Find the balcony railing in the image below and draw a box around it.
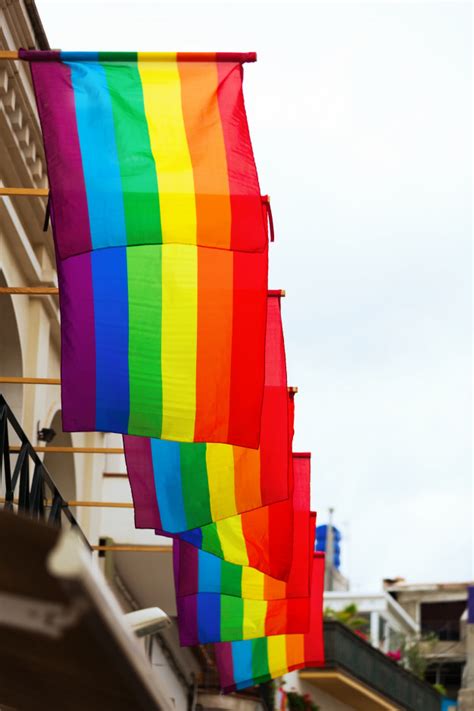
[322,620,441,711]
[0,394,89,549]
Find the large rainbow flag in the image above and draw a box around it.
[57,244,267,443]
[173,453,313,592]
[175,555,311,646]
[214,553,325,691]
[20,50,267,259]
[124,293,291,530]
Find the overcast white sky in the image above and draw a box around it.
[36,0,472,590]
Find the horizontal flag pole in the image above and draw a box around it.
[103,472,128,478]
[0,498,132,508]
[91,544,171,553]
[68,500,132,508]
[0,287,57,295]
[0,187,49,197]
[9,445,124,454]
[0,377,296,392]
[0,287,285,297]
[0,50,257,64]
[0,376,60,384]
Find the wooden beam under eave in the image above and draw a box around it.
[299,670,401,711]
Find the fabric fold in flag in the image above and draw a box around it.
[167,485,294,580]
[175,560,311,646]
[21,49,267,259]
[125,293,289,527]
[58,243,267,445]
[214,553,325,692]
[174,454,314,598]
[176,593,310,646]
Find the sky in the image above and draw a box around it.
[36,0,472,590]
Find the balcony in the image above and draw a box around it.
[300,620,441,711]
[0,395,173,710]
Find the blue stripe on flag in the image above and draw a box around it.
[91,247,129,432]
[67,57,127,250]
[198,550,222,594]
[150,439,187,532]
[198,593,221,643]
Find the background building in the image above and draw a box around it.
[386,579,472,703]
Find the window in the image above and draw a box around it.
[420,601,466,641]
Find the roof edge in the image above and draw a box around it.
[24,0,50,50]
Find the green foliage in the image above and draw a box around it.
[259,680,276,711]
[399,633,438,680]
[433,683,447,696]
[286,690,319,711]
[324,603,369,633]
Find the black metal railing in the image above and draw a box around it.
[0,394,89,549]
[321,620,441,711]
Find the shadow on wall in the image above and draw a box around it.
[0,271,23,426]
[43,410,77,517]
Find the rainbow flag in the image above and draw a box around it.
[174,455,314,597]
[125,293,291,529]
[57,243,267,444]
[175,569,311,646]
[168,490,294,580]
[214,553,325,691]
[174,512,315,600]
[20,50,267,260]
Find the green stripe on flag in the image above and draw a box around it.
[179,443,212,528]
[127,246,163,435]
[100,53,162,244]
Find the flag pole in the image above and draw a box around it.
[0,50,257,63]
[0,187,49,197]
[0,287,57,295]
[91,544,171,553]
[1,497,133,508]
[0,377,297,394]
[9,445,124,454]
[0,51,19,59]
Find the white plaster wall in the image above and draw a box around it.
[0,2,107,549]
[149,638,190,710]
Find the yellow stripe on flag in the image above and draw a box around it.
[160,244,197,440]
[207,444,237,520]
[216,516,249,566]
[243,599,267,639]
[268,635,288,677]
[138,55,197,245]
[241,566,265,599]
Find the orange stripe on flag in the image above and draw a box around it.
[233,445,262,513]
[178,60,232,249]
[286,634,305,668]
[195,248,233,441]
[241,505,270,571]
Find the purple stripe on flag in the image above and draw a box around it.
[27,58,92,258]
[124,436,162,529]
[468,586,474,624]
[214,642,235,690]
[183,544,199,594]
[58,252,96,432]
[176,595,198,646]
